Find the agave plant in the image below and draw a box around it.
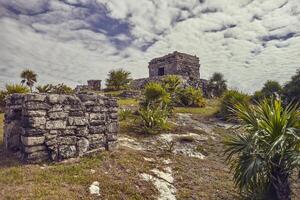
[224,99,300,199]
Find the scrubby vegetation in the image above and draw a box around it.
[283,69,300,103]
[36,83,74,94]
[106,69,132,91]
[20,69,37,92]
[224,98,300,199]
[252,80,282,102]
[218,90,250,121]
[177,86,206,107]
[207,72,227,98]
[0,84,30,108]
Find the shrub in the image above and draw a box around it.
[5,84,30,94]
[0,84,30,109]
[142,82,171,107]
[119,109,133,121]
[36,84,53,93]
[162,75,182,94]
[251,90,264,103]
[50,84,74,94]
[106,69,132,91]
[283,69,300,103]
[261,80,282,97]
[138,104,169,134]
[177,87,206,107]
[20,69,37,92]
[207,72,227,98]
[219,90,250,120]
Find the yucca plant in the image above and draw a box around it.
[119,109,133,121]
[6,84,30,94]
[20,69,37,92]
[224,98,300,200]
[139,104,169,134]
[36,84,53,93]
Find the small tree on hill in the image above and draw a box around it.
[207,72,227,98]
[106,69,132,91]
[283,69,300,102]
[20,69,37,92]
[261,80,282,97]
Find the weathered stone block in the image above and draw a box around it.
[108,122,118,133]
[89,113,105,120]
[22,128,47,136]
[23,117,46,128]
[25,102,50,110]
[4,121,23,151]
[23,110,47,117]
[59,145,77,159]
[24,145,47,153]
[49,104,63,112]
[48,111,68,119]
[75,127,89,136]
[58,136,76,145]
[68,117,88,126]
[24,94,47,102]
[21,136,45,146]
[47,94,67,104]
[77,138,89,156]
[89,126,106,134]
[46,120,66,129]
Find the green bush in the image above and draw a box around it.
[138,104,169,134]
[142,82,171,107]
[207,72,227,98]
[283,69,300,103]
[119,109,133,121]
[36,84,53,93]
[219,90,250,120]
[106,69,132,91]
[5,84,30,94]
[50,84,74,94]
[261,80,282,97]
[162,75,182,94]
[251,90,264,103]
[177,87,206,107]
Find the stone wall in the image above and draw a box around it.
[4,92,118,163]
[148,51,200,80]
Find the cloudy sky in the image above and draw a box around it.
[0,0,300,93]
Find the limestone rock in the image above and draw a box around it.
[46,120,66,129]
[59,145,77,159]
[77,138,89,155]
[48,111,68,119]
[24,145,47,153]
[68,117,87,126]
[21,136,45,146]
[89,181,100,196]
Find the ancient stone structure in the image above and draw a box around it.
[4,92,118,163]
[75,80,102,93]
[148,51,200,79]
[87,80,102,91]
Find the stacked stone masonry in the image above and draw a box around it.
[148,51,200,79]
[4,92,118,163]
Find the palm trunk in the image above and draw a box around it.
[271,167,291,200]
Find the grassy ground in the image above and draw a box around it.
[174,99,221,117]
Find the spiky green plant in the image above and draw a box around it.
[224,98,300,200]
[177,86,206,107]
[36,84,53,93]
[20,69,37,92]
[106,69,132,91]
[5,84,30,94]
[142,82,171,108]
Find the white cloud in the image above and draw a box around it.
[0,0,300,93]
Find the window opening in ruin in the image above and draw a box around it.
[158,67,165,76]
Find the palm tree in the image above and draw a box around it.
[224,99,300,199]
[105,69,132,91]
[207,72,227,98]
[20,69,37,92]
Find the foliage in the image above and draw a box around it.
[20,69,37,92]
[119,109,133,121]
[106,69,132,91]
[0,84,30,109]
[138,104,169,134]
[5,84,30,94]
[283,69,300,103]
[224,99,300,199]
[251,90,264,103]
[142,82,171,107]
[36,84,74,94]
[162,75,182,94]
[261,80,282,97]
[219,90,250,120]
[207,72,227,98]
[50,84,74,94]
[36,84,53,93]
[177,86,206,107]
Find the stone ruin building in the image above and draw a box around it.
[148,51,200,79]
[131,51,207,94]
[4,92,118,163]
[75,80,102,92]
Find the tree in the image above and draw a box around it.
[261,80,282,97]
[284,69,300,103]
[224,99,300,199]
[207,72,227,98]
[20,69,37,92]
[105,69,132,91]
